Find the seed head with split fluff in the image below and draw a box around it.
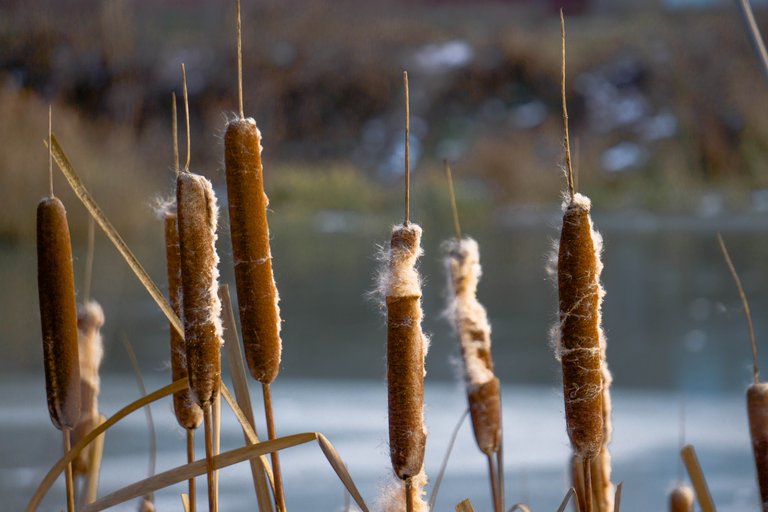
[443,237,501,455]
[551,192,606,460]
[375,223,429,481]
[176,172,224,407]
[72,300,105,474]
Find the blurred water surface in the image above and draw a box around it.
[3,211,768,508]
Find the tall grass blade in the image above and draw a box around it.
[47,136,184,338]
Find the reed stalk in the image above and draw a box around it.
[37,133,80,512]
[556,13,608,512]
[177,63,223,512]
[223,6,286,508]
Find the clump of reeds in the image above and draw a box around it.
[718,234,768,511]
[669,484,694,512]
[71,300,105,475]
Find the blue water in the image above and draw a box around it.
[2,375,758,511]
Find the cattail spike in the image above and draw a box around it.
[48,105,54,198]
[404,71,411,226]
[172,92,180,174]
[560,9,575,200]
[444,161,462,240]
[181,63,191,172]
[236,0,244,119]
[717,233,759,384]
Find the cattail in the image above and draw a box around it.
[37,196,81,431]
[669,485,694,512]
[718,233,768,510]
[163,201,203,429]
[444,237,501,455]
[138,496,156,512]
[176,171,223,407]
[379,223,428,480]
[749,383,768,510]
[71,300,105,474]
[557,193,604,460]
[223,118,281,384]
[590,350,614,511]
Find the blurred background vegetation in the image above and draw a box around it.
[3,0,768,242]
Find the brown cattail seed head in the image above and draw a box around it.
[37,196,81,430]
[748,382,768,510]
[444,238,501,455]
[176,172,223,407]
[224,119,282,384]
[72,300,105,474]
[383,224,428,480]
[557,193,604,460]
[163,204,203,429]
[669,484,694,512]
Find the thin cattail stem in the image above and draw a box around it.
[80,415,106,506]
[236,0,244,119]
[560,9,575,200]
[63,432,81,512]
[214,394,221,497]
[173,92,180,174]
[263,384,286,512]
[444,160,462,239]
[497,440,505,511]
[487,454,501,512]
[49,106,54,197]
[187,430,197,512]
[64,429,75,512]
[717,233,759,384]
[203,405,217,512]
[405,478,414,512]
[182,63,191,171]
[736,0,768,83]
[403,70,410,226]
[680,445,715,512]
[583,459,593,512]
[83,216,95,304]
[428,409,468,510]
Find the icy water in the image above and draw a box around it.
[0,376,759,511]
[4,210,768,509]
